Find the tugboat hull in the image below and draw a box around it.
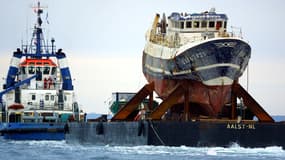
[0,123,66,140]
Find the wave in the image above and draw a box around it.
[104,144,285,157]
[2,139,285,159]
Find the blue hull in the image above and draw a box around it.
[3,132,64,140]
[0,123,66,140]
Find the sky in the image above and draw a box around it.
[0,0,285,115]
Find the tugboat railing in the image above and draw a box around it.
[21,44,57,55]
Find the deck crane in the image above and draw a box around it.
[0,74,38,122]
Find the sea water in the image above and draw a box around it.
[0,138,285,160]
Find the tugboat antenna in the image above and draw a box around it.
[29,1,48,57]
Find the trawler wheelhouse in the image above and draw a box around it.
[168,11,228,33]
[148,8,242,49]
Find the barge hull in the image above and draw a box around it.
[66,121,285,148]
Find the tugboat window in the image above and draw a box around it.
[28,66,35,74]
[36,67,42,72]
[194,21,200,28]
[186,21,192,28]
[209,21,215,28]
[43,67,50,75]
[51,67,57,75]
[180,21,184,29]
[21,67,26,74]
[201,21,207,28]
[36,67,42,81]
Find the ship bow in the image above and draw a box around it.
[174,38,251,86]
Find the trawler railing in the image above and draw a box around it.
[150,32,181,48]
[228,26,243,38]
[151,30,243,48]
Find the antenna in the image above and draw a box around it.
[29,1,49,57]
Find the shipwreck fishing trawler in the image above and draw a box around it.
[142,8,251,118]
[0,2,82,140]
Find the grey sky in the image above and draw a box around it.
[0,0,285,114]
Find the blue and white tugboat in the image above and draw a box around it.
[0,2,82,140]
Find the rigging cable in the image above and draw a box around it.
[148,120,165,145]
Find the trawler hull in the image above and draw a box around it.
[143,38,251,116]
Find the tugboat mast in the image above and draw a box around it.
[25,1,52,58]
[35,1,43,56]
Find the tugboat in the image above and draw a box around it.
[0,2,82,140]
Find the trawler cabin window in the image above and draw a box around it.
[180,21,184,29]
[209,21,215,28]
[31,94,36,100]
[174,21,179,28]
[201,21,207,28]
[51,95,55,101]
[45,95,49,101]
[224,21,227,28]
[216,21,222,30]
[194,21,200,28]
[186,21,192,28]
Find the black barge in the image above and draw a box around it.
[66,120,285,148]
[66,83,285,148]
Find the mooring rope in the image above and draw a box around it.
[148,120,165,145]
